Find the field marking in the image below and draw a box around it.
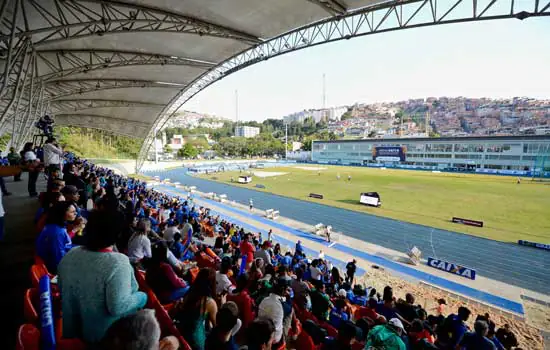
[328,242,337,248]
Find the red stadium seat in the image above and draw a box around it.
[34,255,46,266]
[29,264,49,288]
[195,252,215,269]
[293,331,318,350]
[23,289,39,325]
[134,269,152,293]
[204,247,221,262]
[145,290,192,350]
[319,321,338,338]
[16,324,40,350]
[294,304,320,324]
[135,268,175,311]
[58,339,87,350]
[16,323,86,350]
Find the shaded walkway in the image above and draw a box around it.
[0,174,44,349]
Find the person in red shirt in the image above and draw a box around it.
[408,319,435,345]
[355,297,381,322]
[239,233,255,270]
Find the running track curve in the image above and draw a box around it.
[145,169,550,295]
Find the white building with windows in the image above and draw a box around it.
[235,126,260,138]
[312,135,550,173]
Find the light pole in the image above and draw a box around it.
[285,123,288,160]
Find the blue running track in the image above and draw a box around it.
[145,169,550,297]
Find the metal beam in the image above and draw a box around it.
[35,49,213,81]
[44,79,183,101]
[0,0,261,50]
[0,42,30,126]
[0,0,20,98]
[306,0,347,15]
[50,98,164,112]
[136,0,550,171]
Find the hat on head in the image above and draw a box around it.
[61,185,79,196]
[338,289,347,297]
[388,318,406,334]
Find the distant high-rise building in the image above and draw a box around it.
[235,126,260,138]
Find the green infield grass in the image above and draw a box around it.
[199,165,550,243]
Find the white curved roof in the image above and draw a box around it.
[0,0,383,138]
[2,0,546,148]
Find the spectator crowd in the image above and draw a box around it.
[14,144,525,350]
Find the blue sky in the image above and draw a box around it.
[184,17,550,122]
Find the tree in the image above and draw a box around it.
[302,137,313,151]
[340,111,353,121]
[178,143,198,158]
[188,136,209,150]
[163,144,172,154]
[368,130,377,138]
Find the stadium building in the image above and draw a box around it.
[311,135,550,175]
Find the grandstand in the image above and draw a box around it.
[2,157,545,350]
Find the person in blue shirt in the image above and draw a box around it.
[166,211,176,226]
[144,208,159,231]
[295,240,304,258]
[280,252,292,267]
[175,205,184,224]
[329,296,350,329]
[231,233,241,246]
[36,201,77,273]
[183,201,190,215]
[436,306,472,349]
[459,320,497,350]
[487,329,505,350]
[170,232,185,260]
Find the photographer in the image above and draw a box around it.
[43,137,64,176]
[22,142,41,197]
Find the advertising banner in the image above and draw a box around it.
[452,217,484,227]
[373,146,406,162]
[427,257,476,280]
[518,240,550,251]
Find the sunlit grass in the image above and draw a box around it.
[200,166,550,243]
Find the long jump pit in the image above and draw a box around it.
[294,166,327,171]
[252,171,288,178]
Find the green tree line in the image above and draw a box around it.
[56,126,142,159]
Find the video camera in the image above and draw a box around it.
[35,115,54,137]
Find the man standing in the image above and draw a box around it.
[249,198,253,211]
[345,259,357,285]
[7,147,21,182]
[43,138,64,176]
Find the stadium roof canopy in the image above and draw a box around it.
[0,0,548,168]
